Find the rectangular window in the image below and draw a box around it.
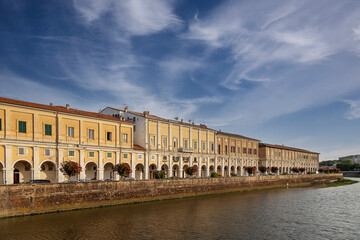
[123,153,128,159]
[89,129,94,140]
[123,134,128,143]
[44,149,51,156]
[173,138,178,148]
[45,124,52,136]
[150,136,155,146]
[107,132,112,141]
[138,154,143,160]
[193,141,197,150]
[225,146,228,154]
[184,139,188,148]
[68,127,74,138]
[231,146,235,153]
[68,150,75,157]
[193,157,197,162]
[0,118,2,131]
[151,155,156,160]
[218,145,221,154]
[202,142,206,150]
[18,147,26,155]
[88,151,95,158]
[162,137,167,148]
[19,121,27,133]
[211,143,214,152]
[243,148,247,154]
[106,152,112,158]
[248,149,252,154]
[254,149,257,155]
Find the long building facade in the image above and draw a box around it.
[259,143,319,173]
[0,97,320,184]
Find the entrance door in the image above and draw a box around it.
[14,169,20,184]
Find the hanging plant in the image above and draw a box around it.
[60,161,82,177]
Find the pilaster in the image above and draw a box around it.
[79,149,85,179]
[98,150,103,180]
[5,145,12,184]
[33,147,40,179]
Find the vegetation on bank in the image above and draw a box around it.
[323,178,358,188]
[320,159,360,171]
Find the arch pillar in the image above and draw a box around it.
[33,147,40,180]
[98,150,104,180]
[144,154,149,180]
[221,158,224,176]
[168,154,173,177]
[130,153,135,178]
[57,148,64,182]
[115,151,120,180]
[79,149,85,180]
[206,158,210,177]
[5,145,13,184]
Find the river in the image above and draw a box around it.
[0,179,359,240]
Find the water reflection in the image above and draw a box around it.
[0,180,359,240]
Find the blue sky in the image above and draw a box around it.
[1,0,360,160]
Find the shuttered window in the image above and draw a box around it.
[45,124,52,136]
[19,121,26,133]
[0,118,2,131]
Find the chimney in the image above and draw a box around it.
[125,106,128,112]
[66,104,70,110]
[181,119,183,123]
[143,111,147,117]
[49,103,53,106]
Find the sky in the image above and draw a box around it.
[1,0,360,161]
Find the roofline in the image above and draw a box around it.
[0,97,134,124]
[259,143,319,155]
[216,131,260,142]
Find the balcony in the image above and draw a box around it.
[178,148,194,153]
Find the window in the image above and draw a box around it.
[123,153,128,159]
[123,134,128,143]
[184,139,188,148]
[254,149,257,155]
[68,127,74,138]
[19,121,26,133]
[138,154,143,160]
[151,155,156,160]
[237,147,240,153]
[18,147,26,155]
[162,137,167,148]
[173,138,178,148]
[225,146,228,154]
[106,152,112,158]
[45,124,52,136]
[202,142,206,150]
[193,157,197,162]
[231,146,235,153]
[218,145,221,154]
[106,132,112,141]
[89,129,94,140]
[150,136,155,146]
[68,150,75,157]
[44,149,51,156]
[211,143,214,152]
[193,140,197,149]
[248,149,252,154]
[0,118,2,131]
[243,148,247,154]
[88,151,95,158]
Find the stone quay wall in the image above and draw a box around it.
[0,174,342,218]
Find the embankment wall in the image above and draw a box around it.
[0,174,342,218]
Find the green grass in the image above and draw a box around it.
[323,178,358,188]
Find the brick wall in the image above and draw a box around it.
[0,174,342,218]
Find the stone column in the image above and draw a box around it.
[130,153,135,178]
[33,147,40,180]
[98,150,104,180]
[115,151,120,180]
[5,109,10,139]
[5,145,12,184]
[179,156,183,178]
[144,153,149,179]
[79,149,85,180]
[157,154,161,171]
[57,149,64,182]
[206,157,210,177]
[168,154,173,177]
[221,158,224,177]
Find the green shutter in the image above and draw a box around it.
[19,121,26,133]
[45,124,52,136]
[0,118,2,131]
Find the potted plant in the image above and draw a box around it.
[60,161,82,181]
[185,166,198,177]
[115,163,131,179]
[271,167,278,174]
[259,166,267,175]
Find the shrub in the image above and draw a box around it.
[185,166,198,177]
[115,163,131,179]
[291,167,300,173]
[230,173,237,177]
[60,161,82,177]
[245,166,256,175]
[299,168,305,173]
[154,170,166,179]
[210,172,219,178]
[271,167,278,173]
[259,166,267,174]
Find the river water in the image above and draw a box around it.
[0,180,359,240]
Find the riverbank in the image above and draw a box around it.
[0,173,342,219]
[322,178,358,188]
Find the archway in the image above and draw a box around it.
[237,166,241,176]
[85,162,97,180]
[40,161,56,183]
[224,166,229,177]
[183,164,189,178]
[231,166,235,176]
[149,164,157,179]
[161,164,169,177]
[209,165,215,175]
[172,164,179,178]
[217,165,222,175]
[13,160,32,183]
[135,164,144,180]
[104,162,115,180]
[201,165,206,178]
[0,162,4,184]
[193,165,198,177]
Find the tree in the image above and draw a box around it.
[271,167,278,174]
[154,170,166,179]
[299,168,305,173]
[259,166,267,174]
[60,161,82,179]
[291,167,300,173]
[341,159,354,165]
[185,166,198,177]
[115,163,131,179]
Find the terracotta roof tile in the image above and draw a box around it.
[0,97,133,124]
[133,144,146,151]
[259,143,319,154]
[216,131,260,142]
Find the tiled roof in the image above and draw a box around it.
[216,131,260,142]
[259,143,319,154]
[0,97,133,124]
[133,144,146,151]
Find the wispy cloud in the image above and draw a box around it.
[343,99,360,120]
